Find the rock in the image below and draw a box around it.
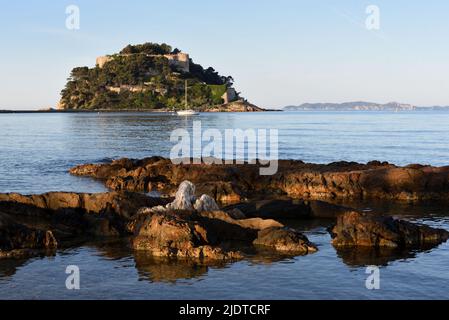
[225,208,246,220]
[253,227,318,254]
[0,191,168,221]
[164,180,222,213]
[194,195,220,212]
[224,199,350,220]
[0,191,168,258]
[131,210,243,260]
[71,157,449,202]
[167,181,196,211]
[0,214,57,258]
[330,211,449,248]
[224,199,312,219]
[0,185,318,260]
[131,207,315,259]
[203,100,266,113]
[197,210,283,231]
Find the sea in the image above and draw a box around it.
[0,111,448,299]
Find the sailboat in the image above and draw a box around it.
[177,80,199,116]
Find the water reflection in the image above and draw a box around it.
[134,253,214,283]
[0,238,316,283]
[1,197,448,284]
[86,239,303,283]
[0,258,29,278]
[334,247,417,267]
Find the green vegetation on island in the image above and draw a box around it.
[59,42,239,110]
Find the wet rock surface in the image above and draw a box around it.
[0,191,168,258]
[253,227,318,254]
[2,172,448,266]
[330,211,449,248]
[130,181,316,259]
[70,157,449,202]
[0,214,57,258]
[0,182,318,260]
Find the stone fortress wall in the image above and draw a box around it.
[96,52,190,73]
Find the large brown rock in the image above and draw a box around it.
[0,191,168,220]
[131,209,245,260]
[0,191,168,258]
[0,186,318,260]
[131,206,316,260]
[330,211,449,248]
[253,227,318,254]
[70,157,449,202]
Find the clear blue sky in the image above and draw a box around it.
[1,0,449,109]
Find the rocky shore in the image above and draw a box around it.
[0,183,319,259]
[1,157,449,262]
[70,157,449,202]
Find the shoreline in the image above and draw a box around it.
[0,109,281,114]
[3,108,449,114]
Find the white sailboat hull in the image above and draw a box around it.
[176,110,199,116]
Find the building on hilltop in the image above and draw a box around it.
[164,52,189,73]
[95,56,114,68]
[95,52,190,73]
[221,87,238,104]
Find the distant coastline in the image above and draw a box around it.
[284,101,449,111]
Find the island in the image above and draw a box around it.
[58,42,265,112]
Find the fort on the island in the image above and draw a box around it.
[95,52,237,104]
[96,52,190,73]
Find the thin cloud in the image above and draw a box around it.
[326,4,389,41]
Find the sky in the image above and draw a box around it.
[1,0,449,109]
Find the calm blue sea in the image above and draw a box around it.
[0,111,449,299]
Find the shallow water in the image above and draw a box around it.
[0,111,449,299]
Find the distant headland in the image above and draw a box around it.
[284,101,449,111]
[57,42,266,112]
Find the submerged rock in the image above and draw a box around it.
[330,211,449,248]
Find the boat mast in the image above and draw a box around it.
[185,79,188,110]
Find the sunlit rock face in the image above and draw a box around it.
[70,157,449,203]
[330,211,449,248]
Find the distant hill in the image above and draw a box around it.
[284,101,418,111]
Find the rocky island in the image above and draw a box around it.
[58,42,265,112]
